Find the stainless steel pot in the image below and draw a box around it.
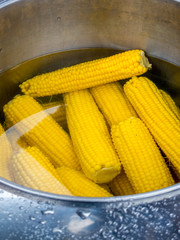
[0,0,180,239]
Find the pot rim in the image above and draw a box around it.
[0,177,180,203]
[1,0,179,8]
[0,0,20,9]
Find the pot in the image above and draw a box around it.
[0,0,179,239]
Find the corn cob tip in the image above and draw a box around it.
[139,50,152,70]
[3,95,29,112]
[94,167,120,184]
[124,76,150,89]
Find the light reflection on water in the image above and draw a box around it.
[68,215,94,234]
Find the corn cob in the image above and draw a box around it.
[11,148,72,195]
[42,100,67,129]
[0,123,12,181]
[3,95,80,169]
[111,117,174,194]
[90,82,137,126]
[109,168,135,196]
[20,50,151,97]
[124,77,180,174]
[64,89,121,183]
[160,89,180,119]
[56,167,113,197]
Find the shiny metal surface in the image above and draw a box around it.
[0,0,180,74]
[0,178,179,239]
[0,0,180,239]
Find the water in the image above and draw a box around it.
[41,210,55,215]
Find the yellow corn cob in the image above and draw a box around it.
[6,127,29,152]
[0,123,12,181]
[90,82,137,126]
[56,167,113,197]
[64,89,121,183]
[160,89,180,119]
[124,77,180,174]
[11,148,72,195]
[20,50,151,97]
[3,95,80,169]
[111,117,174,194]
[109,168,135,196]
[42,100,67,129]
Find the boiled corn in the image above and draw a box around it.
[20,50,151,97]
[64,89,121,183]
[111,117,174,194]
[124,77,180,174]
